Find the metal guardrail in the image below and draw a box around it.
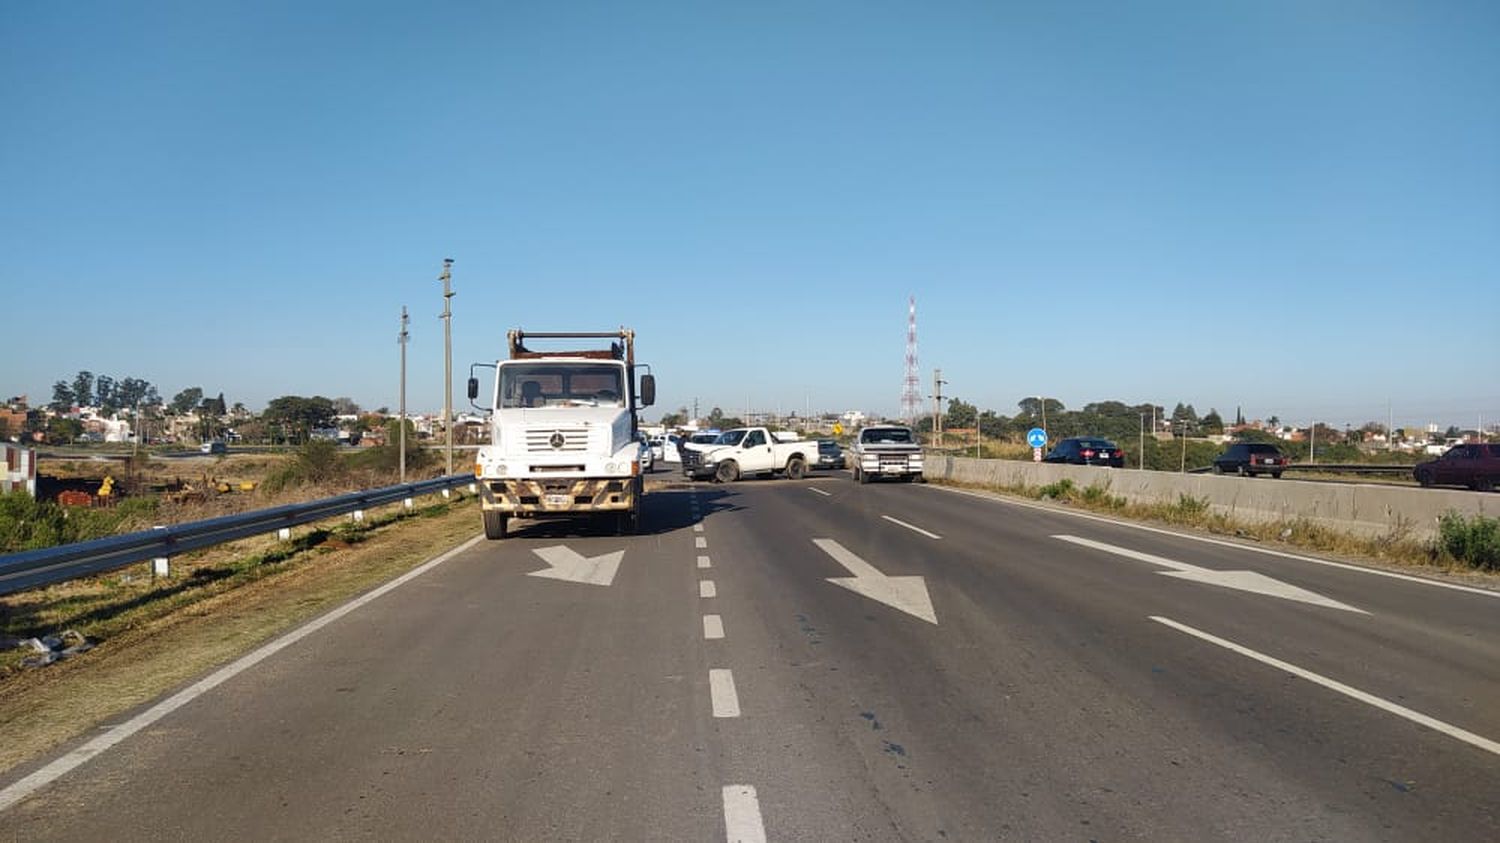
[0,474,475,597]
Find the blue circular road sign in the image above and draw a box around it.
[1026,427,1048,449]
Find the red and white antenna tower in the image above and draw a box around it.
[901,296,921,423]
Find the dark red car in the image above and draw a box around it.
[1414,444,1500,491]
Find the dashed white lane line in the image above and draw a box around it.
[695,536,708,549]
[0,533,488,814]
[881,514,942,540]
[700,580,717,598]
[693,524,704,532]
[703,614,725,639]
[697,555,712,569]
[1151,615,1500,757]
[709,669,741,717]
[808,487,831,497]
[722,784,767,842]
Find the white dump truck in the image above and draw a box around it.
[468,329,656,538]
[683,426,817,482]
[851,424,924,483]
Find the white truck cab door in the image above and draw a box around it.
[737,429,776,473]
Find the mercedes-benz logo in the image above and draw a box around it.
[549,431,565,449]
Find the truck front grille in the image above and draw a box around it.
[525,427,590,452]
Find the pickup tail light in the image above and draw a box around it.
[1083,449,1094,458]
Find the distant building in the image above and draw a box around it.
[2,443,37,496]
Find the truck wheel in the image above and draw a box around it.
[786,457,806,480]
[856,467,869,484]
[1475,476,1494,493]
[914,474,926,483]
[715,460,740,483]
[1271,471,1283,479]
[1212,464,1224,475]
[1417,472,1433,488]
[616,510,639,535]
[483,511,507,540]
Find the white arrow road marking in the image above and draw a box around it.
[1152,616,1500,757]
[813,538,938,624]
[1054,535,1365,613]
[526,545,624,587]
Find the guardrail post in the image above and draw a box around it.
[352,510,364,523]
[468,482,477,494]
[151,525,169,578]
[277,527,291,541]
[403,498,413,510]
[442,489,451,500]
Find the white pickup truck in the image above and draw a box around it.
[851,424,925,483]
[684,427,817,482]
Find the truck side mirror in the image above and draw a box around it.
[466,377,479,401]
[640,374,656,407]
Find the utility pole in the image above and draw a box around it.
[398,305,409,483]
[932,369,947,448]
[1179,418,1188,472]
[1140,412,1147,470]
[438,258,454,475]
[1039,395,1048,440]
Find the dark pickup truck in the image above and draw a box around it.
[1414,443,1500,492]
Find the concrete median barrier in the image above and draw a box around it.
[928,456,1494,539]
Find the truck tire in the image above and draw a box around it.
[715,460,740,483]
[1212,464,1224,475]
[615,510,639,535]
[856,466,869,484]
[786,457,806,480]
[483,511,507,540]
[1475,476,1494,493]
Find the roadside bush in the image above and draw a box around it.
[1080,484,1125,509]
[1436,512,1500,570]
[1039,479,1075,500]
[261,439,349,494]
[0,493,160,552]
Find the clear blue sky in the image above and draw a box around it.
[3,1,1496,430]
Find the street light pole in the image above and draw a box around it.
[1140,412,1147,470]
[438,258,454,475]
[398,305,409,483]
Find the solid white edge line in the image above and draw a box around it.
[709,668,741,718]
[722,784,768,843]
[881,514,942,540]
[926,483,1499,598]
[699,580,717,598]
[1150,615,1500,757]
[808,487,831,497]
[0,533,489,814]
[703,614,725,639]
[697,555,712,569]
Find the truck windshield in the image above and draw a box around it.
[499,363,625,408]
[861,428,913,444]
[715,430,747,446]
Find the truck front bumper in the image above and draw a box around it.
[480,476,640,516]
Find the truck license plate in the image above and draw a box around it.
[544,493,571,507]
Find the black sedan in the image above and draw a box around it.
[1042,437,1125,467]
[1212,443,1287,478]
[814,439,844,470]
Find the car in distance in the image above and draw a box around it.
[814,439,844,470]
[199,440,227,455]
[1041,437,1123,467]
[1213,443,1288,478]
[1413,443,1500,491]
[638,433,654,473]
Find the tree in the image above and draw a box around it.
[170,387,204,415]
[263,395,337,441]
[945,398,977,429]
[1201,408,1224,434]
[46,417,83,444]
[95,375,118,413]
[659,410,687,428]
[331,397,361,416]
[708,407,725,426]
[50,381,75,411]
[1017,397,1065,418]
[116,377,158,409]
[71,371,94,408]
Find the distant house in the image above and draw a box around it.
[2,443,37,496]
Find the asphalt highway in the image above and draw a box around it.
[3,472,1497,840]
